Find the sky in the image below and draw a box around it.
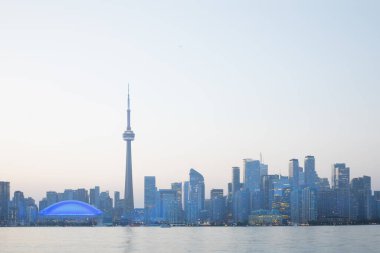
[0,1,379,207]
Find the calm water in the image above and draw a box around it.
[1,226,380,253]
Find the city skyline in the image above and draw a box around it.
[1,154,379,226]
[1,1,380,207]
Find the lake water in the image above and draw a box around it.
[1,226,380,253]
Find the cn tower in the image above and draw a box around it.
[123,85,135,219]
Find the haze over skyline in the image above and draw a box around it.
[1,1,379,207]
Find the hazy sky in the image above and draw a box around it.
[1,1,379,207]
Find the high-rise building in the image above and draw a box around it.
[63,189,74,200]
[74,188,89,203]
[171,182,183,223]
[186,168,205,224]
[46,191,58,207]
[0,181,10,225]
[157,189,180,224]
[289,159,300,224]
[317,188,336,222]
[351,176,372,221]
[183,181,190,222]
[10,191,26,225]
[261,175,280,210]
[232,167,241,194]
[301,187,317,224]
[90,186,100,208]
[243,159,261,192]
[113,191,123,220]
[144,176,157,224]
[123,86,135,219]
[260,163,269,178]
[289,159,300,188]
[304,156,317,189]
[332,163,350,220]
[210,189,225,225]
[233,188,250,224]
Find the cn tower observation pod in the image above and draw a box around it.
[39,200,103,218]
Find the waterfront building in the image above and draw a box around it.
[226,182,233,224]
[210,189,225,225]
[10,191,26,225]
[301,187,317,224]
[123,86,135,220]
[0,181,10,225]
[26,204,38,225]
[289,159,300,224]
[171,182,183,223]
[317,188,336,222]
[373,191,380,220]
[233,188,250,224]
[231,167,241,221]
[157,189,180,224]
[113,191,123,220]
[248,209,283,226]
[39,200,102,225]
[350,176,372,221]
[186,169,205,224]
[332,163,350,220]
[144,176,157,224]
[184,181,190,222]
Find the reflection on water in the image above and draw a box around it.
[1,226,380,253]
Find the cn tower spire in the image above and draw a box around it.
[127,83,131,130]
[123,84,135,222]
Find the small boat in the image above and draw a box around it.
[160,223,171,228]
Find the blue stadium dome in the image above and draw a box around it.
[39,200,103,217]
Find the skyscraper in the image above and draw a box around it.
[0,182,10,225]
[90,186,100,208]
[123,86,135,219]
[186,168,205,224]
[210,189,225,225]
[351,176,372,221]
[171,182,183,223]
[289,159,300,224]
[243,159,261,192]
[289,159,300,188]
[332,163,350,220]
[144,176,157,224]
[304,156,317,189]
[232,167,240,194]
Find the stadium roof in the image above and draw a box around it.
[39,200,103,217]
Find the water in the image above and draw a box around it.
[1,226,380,253]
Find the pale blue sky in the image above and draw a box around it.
[0,1,379,207]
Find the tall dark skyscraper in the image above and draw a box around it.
[232,167,241,194]
[0,181,10,225]
[123,86,135,218]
